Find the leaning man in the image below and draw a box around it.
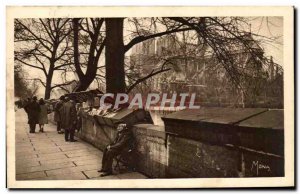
[98,122,134,177]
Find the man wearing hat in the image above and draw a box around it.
[98,121,134,177]
[60,96,77,142]
[26,96,40,133]
[54,95,65,134]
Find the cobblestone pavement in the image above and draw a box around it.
[15,109,147,180]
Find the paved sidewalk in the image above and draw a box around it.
[15,109,147,180]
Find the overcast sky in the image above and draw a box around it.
[249,17,283,65]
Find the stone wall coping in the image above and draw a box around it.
[82,108,149,127]
[162,107,283,130]
[237,109,283,130]
[162,107,267,123]
[133,124,166,139]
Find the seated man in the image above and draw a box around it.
[98,122,134,177]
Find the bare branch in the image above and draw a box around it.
[51,80,77,90]
[15,19,52,52]
[39,19,55,42]
[126,66,171,93]
[15,58,45,71]
[26,78,46,87]
[125,27,192,52]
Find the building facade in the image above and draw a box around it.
[129,33,283,108]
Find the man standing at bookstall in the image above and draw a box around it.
[54,96,65,134]
[60,96,77,142]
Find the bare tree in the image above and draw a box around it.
[72,18,105,92]
[14,18,73,99]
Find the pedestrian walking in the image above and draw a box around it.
[23,97,31,120]
[38,98,48,132]
[60,96,77,142]
[54,96,65,134]
[26,96,40,133]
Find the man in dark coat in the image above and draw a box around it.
[23,97,31,120]
[98,122,134,177]
[60,96,77,142]
[25,96,40,133]
[54,96,65,134]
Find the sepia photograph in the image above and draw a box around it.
[6,6,294,188]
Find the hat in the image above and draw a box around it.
[114,120,130,130]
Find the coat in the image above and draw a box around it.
[54,100,64,122]
[109,129,134,152]
[60,101,77,130]
[38,104,48,125]
[26,101,40,124]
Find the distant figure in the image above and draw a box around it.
[38,98,48,132]
[26,96,40,133]
[60,96,77,142]
[98,122,134,177]
[54,96,65,134]
[76,102,83,132]
[23,98,31,119]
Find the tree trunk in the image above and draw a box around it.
[105,18,126,94]
[44,64,54,99]
[73,18,104,92]
[44,77,52,99]
[75,77,95,92]
[44,83,51,99]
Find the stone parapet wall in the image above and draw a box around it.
[79,114,117,151]
[49,107,284,178]
[76,115,167,178]
[132,124,167,177]
[162,107,284,178]
[167,135,240,177]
